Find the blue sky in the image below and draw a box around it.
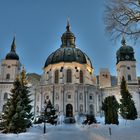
[0,0,140,76]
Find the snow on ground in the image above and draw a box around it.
[0,117,140,140]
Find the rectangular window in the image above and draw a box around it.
[67,69,72,83]
[89,95,93,100]
[68,95,71,99]
[127,67,130,70]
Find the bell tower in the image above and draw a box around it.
[0,37,21,112]
[0,37,21,83]
[116,37,138,85]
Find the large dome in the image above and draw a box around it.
[116,38,135,64]
[44,47,92,68]
[5,37,19,60]
[44,21,93,68]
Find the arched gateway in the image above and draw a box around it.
[66,104,73,117]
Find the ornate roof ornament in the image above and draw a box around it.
[121,36,126,47]
[66,17,70,31]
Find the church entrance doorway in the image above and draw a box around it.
[66,104,73,117]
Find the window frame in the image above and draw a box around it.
[54,70,59,84]
[66,69,72,83]
[79,70,84,83]
[6,73,10,80]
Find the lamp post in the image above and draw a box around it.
[43,100,47,134]
[43,114,46,134]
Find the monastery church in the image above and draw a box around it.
[0,21,140,118]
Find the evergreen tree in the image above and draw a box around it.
[2,67,32,133]
[20,67,33,126]
[44,100,57,125]
[120,77,137,120]
[102,95,119,125]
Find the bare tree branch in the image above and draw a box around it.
[104,0,140,42]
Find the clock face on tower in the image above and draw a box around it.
[125,55,129,60]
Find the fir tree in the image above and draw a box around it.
[20,67,33,125]
[44,100,57,125]
[102,95,119,125]
[120,77,137,120]
[2,67,32,133]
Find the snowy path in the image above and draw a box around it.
[1,119,140,140]
[0,124,92,140]
[44,124,91,140]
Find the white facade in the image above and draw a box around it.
[116,61,137,85]
[34,25,140,117]
[34,61,99,117]
[99,68,111,88]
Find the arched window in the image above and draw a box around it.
[4,92,8,100]
[6,74,10,80]
[79,70,83,83]
[128,75,131,81]
[46,95,49,100]
[54,70,59,83]
[89,94,93,100]
[67,69,72,83]
[44,94,49,103]
[79,93,83,100]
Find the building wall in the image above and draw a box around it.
[0,60,20,82]
[0,84,13,112]
[34,84,100,117]
[116,61,138,85]
[0,59,21,113]
[99,68,111,88]
[43,62,95,85]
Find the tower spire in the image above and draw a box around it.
[66,17,70,31]
[121,35,126,46]
[11,36,16,52]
